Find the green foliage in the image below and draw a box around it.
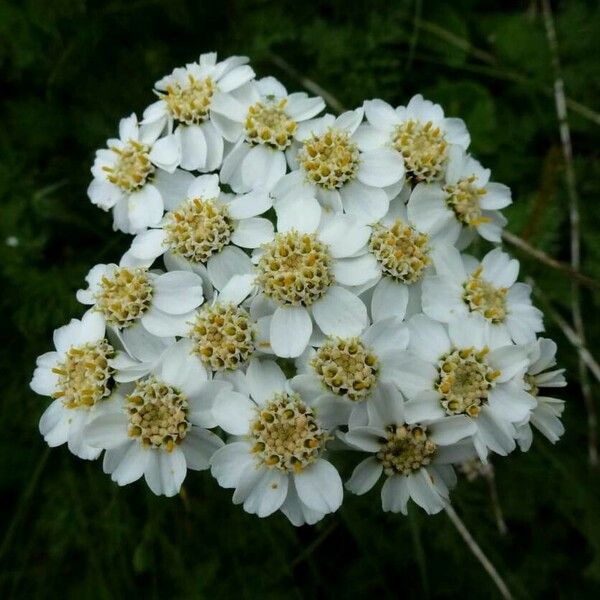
[1,0,599,597]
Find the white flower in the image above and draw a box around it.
[422,246,544,345]
[142,53,255,171]
[214,76,325,192]
[87,113,183,234]
[273,107,405,223]
[361,94,470,184]
[31,311,119,459]
[291,317,409,427]
[123,174,273,292]
[344,382,476,514]
[516,338,566,450]
[76,262,204,338]
[408,146,511,244]
[394,315,534,460]
[246,197,371,358]
[84,339,226,496]
[209,358,343,525]
[355,188,461,322]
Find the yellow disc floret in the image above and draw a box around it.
[257,230,334,306]
[161,75,215,125]
[392,119,447,182]
[245,99,297,150]
[52,339,115,409]
[126,376,190,451]
[164,197,233,264]
[95,267,153,328]
[377,424,437,477]
[369,219,430,283]
[298,128,359,189]
[104,140,155,193]
[436,347,501,418]
[250,392,327,472]
[463,266,507,324]
[445,176,489,226]
[312,337,379,402]
[190,303,256,371]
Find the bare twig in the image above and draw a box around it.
[528,279,600,385]
[542,0,597,465]
[445,505,513,600]
[501,230,599,291]
[268,54,347,114]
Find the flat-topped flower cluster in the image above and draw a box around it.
[31,52,566,525]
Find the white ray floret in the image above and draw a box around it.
[123,174,273,292]
[84,339,227,496]
[214,76,325,192]
[31,311,120,460]
[344,382,476,514]
[209,358,343,525]
[142,53,255,172]
[422,246,544,345]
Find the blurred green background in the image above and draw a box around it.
[1,0,599,597]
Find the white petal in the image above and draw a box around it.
[270,305,312,358]
[364,99,399,131]
[381,475,410,514]
[144,448,187,496]
[408,314,451,362]
[85,412,129,449]
[128,185,164,231]
[149,133,180,172]
[276,195,321,234]
[110,442,149,486]
[233,466,289,517]
[241,145,287,191]
[178,125,208,170]
[141,306,195,337]
[200,121,224,172]
[210,441,255,488]
[346,457,382,495]
[246,358,287,404]
[181,428,224,471]
[206,245,253,290]
[362,317,409,355]
[153,169,195,210]
[130,229,167,260]
[403,396,446,423]
[371,277,409,321]
[357,147,405,187]
[341,180,389,223]
[153,271,204,314]
[333,254,380,286]
[227,188,273,219]
[407,469,446,514]
[312,286,368,337]
[294,459,343,513]
[231,217,274,248]
[212,390,254,435]
[429,415,476,445]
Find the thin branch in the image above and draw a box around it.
[528,278,600,385]
[268,54,347,114]
[484,469,508,537]
[542,0,597,466]
[501,230,599,291]
[405,0,423,72]
[445,505,513,600]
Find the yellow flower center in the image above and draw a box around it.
[245,99,297,150]
[51,339,115,409]
[104,140,155,193]
[190,303,255,371]
[298,128,359,189]
[126,376,190,451]
[392,119,447,182]
[377,424,437,477]
[257,230,334,306]
[164,197,233,264]
[161,75,215,125]
[95,267,153,328]
[369,219,430,283]
[312,337,379,402]
[250,392,326,472]
[436,348,500,418]
[444,176,490,226]
[463,267,508,324]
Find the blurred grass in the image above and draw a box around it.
[1,0,599,597]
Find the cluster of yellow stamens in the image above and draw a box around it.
[392,119,448,182]
[245,99,297,150]
[95,267,153,328]
[369,219,430,283]
[312,337,379,402]
[126,376,190,451]
[105,141,155,193]
[190,303,256,371]
[250,392,326,472]
[257,230,334,306]
[444,175,489,226]
[377,424,437,477]
[164,198,233,264]
[436,347,500,418]
[298,128,359,189]
[463,266,508,324]
[161,75,215,125]
[52,339,115,409]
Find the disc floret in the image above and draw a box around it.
[463,266,507,324]
[161,75,215,125]
[245,98,297,150]
[104,140,155,193]
[445,175,489,226]
[377,424,437,476]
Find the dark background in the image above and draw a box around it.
[1,0,599,597]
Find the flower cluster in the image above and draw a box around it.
[31,52,566,525]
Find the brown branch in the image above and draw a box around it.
[501,230,599,291]
[542,0,597,466]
